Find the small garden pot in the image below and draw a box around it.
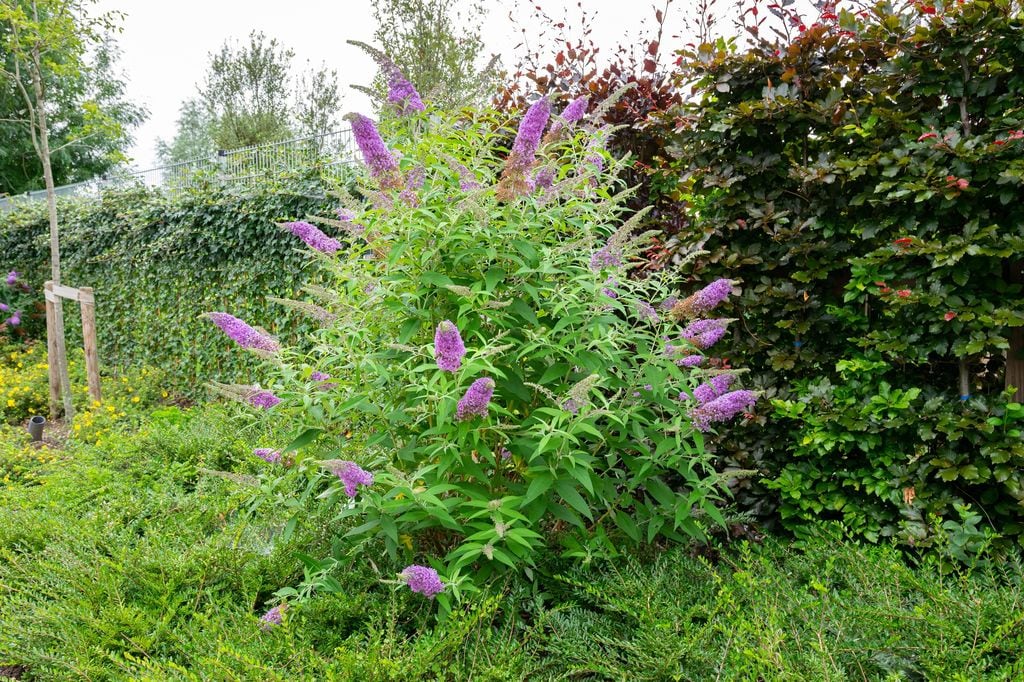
[27,415,45,442]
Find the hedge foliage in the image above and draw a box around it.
[0,173,344,390]
[669,1,1024,547]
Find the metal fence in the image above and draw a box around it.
[0,127,359,212]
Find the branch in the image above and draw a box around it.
[48,129,104,154]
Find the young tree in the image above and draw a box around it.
[0,0,126,418]
[0,15,143,194]
[371,0,498,111]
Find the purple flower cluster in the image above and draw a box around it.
[562,95,589,123]
[511,98,551,162]
[337,208,367,236]
[248,389,281,409]
[601,277,619,299]
[387,67,425,114]
[434,320,466,372]
[681,319,729,350]
[533,165,556,190]
[334,460,374,497]
[676,354,704,368]
[281,220,342,255]
[260,604,286,631]
[637,301,660,323]
[254,448,282,464]
[5,271,18,286]
[456,377,495,421]
[691,279,733,315]
[208,312,280,353]
[310,371,337,389]
[590,244,623,271]
[348,113,401,186]
[400,565,445,599]
[690,390,757,432]
[661,296,680,310]
[692,374,734,404]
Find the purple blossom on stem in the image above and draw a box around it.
[310,371,337,389]
[5,312,20,327]
[254,448,282,464]
[280,221,342,255]
[456,377,495,421]
[661,296,680,310]
[207,312,279,353]
[260,604,287,631]
[248,389,281,409]
[434,320,466,372]
[690,390,757,432]
[681,319,729,350]
[637,301,660,323]
[534,165,556,190]
[590,244,623,271]
[400,565,445,599]
[601,277,619,299]
[677,354,704,368]
[692,374,735,404]
[347,113,401,186]
[0,303,7,312]
[334,460,374,497]
[386,67,425,113]
[692,279,733,314]
[5,271,18,286]
[562,95,589,123]
[562,398,580,414]
[511,98,551,162]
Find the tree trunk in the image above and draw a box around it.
[1008,260,1024,402]
[31,50,74,420]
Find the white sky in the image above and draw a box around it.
[92,0,705,170]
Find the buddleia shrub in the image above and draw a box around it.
[211,67,758,611]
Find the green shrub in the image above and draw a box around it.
[214,92,765,608]
[668,0,1024,546]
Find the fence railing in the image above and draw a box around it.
[0,127,359,212]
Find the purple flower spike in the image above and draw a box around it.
[681,319,729,350]
[260,604,287,631]
[534,165,556,190]
[348,113,401,186]
[6,313,20,327]
[254,448,282,464]
[248,389,281,409]
[281,221,342,255]
[690,390,757,432]
[207,312,279,353]
[434,320,466,372]
[387,67,425,114]
[334,460,374,497]
[456,377,495,421]
[562,95,589,123]
[677,354,704,368]
[511,98,551,162]
[692,374,735,404]
[590,245,623,271]
[637,301,660,323]
[692,279,733,314]
[0,303,8,312]
[400,564,445,599]
[5,271,18,286]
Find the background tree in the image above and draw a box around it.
[155,98,214,165]
[0,22,144,194]
[159,32,340,161]
[371,0,497,111]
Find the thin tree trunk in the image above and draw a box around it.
[1007,260,1024,401]
[31,47,74,420]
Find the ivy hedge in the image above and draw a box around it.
[669,1,1024,549]
[0,173,343,391]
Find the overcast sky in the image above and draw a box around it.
[92,0,707,171]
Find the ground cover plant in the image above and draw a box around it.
[1,396,1022,680]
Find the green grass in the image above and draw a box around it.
[1,403,1023,681]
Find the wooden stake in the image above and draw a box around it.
[79,286,101,402]
[43,281,60,419]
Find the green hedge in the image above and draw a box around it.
[669,1,1024,547]
[0,173,343,391]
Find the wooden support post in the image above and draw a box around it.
[79,286,101,402]
[1007,260,1024,402]
[43,281,61,419]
